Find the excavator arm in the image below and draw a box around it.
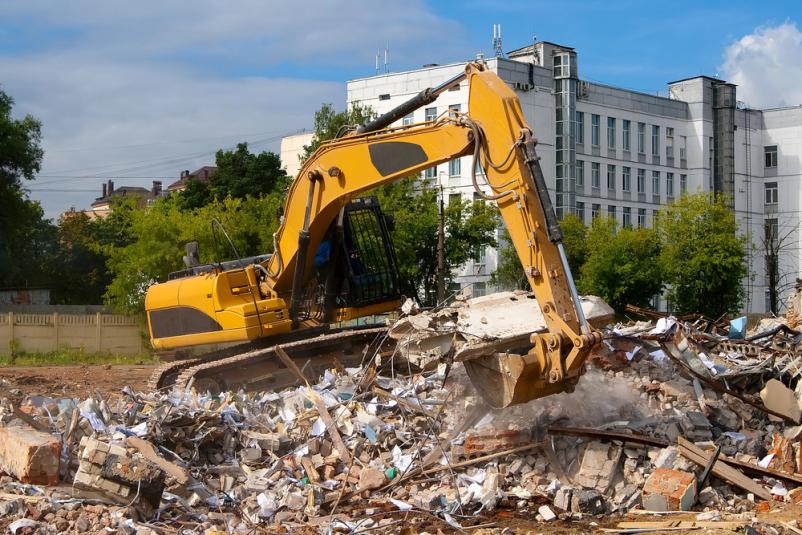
[264,62,602,407]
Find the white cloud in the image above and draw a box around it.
[0,1,466,218]
[720,21,802,109]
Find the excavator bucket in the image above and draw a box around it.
[463,351,580,409]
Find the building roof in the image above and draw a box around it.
[90,186,151,207]
[667,75,731,85]
[167,166,217,192]
[507,41,575,57]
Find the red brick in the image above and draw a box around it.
[642,468,696,511]
[0,422,61,485]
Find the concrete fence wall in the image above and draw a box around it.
[0,312,146,356]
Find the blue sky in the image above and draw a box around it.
[1,0,801,217]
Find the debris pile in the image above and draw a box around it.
[0,293,802,533]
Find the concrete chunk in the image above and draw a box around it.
[0,422,60,485]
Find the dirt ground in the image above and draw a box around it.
[0,364,154,401]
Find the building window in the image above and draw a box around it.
[651,125,660,156]
[591,114,600,147]
[576,201,585,222]
[708,136,714,189]
[591,162,601,188]
[652,171,660,195]
[425,166,437,180]
[622,120,631,151]
[473,281,487,298]
[637,169,645,193]
[449,193,461,205]
[637,208,646,227]
[607,204,616,221]
[680,174,687,194]
[607,165,616,190]
[637,122,646,154]
[448,104,461,119]
[576,111,584,144]
[666,172,674,197]
[765,145,778,168]
[607,117,616,149]
[622,167,631,192]
[623,207,632,228]
[765,182,778,205]
[449,157,461,177]
[424,106,437,122]
[680,136,687,160]
[591,203,601,219]
[666,127,674,158]
[402,113,414,126]
[576,160,585,187]
[379,93,391,101]
[765,218,779,248]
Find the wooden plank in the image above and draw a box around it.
[678,437,772,501]
[300,457,321,484]
[309,391,352,465]
[616,520,747,529]
[127,436,189,485]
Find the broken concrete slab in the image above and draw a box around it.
[574,441,622,492]
[642,468,696,511]
[760,379,801,424]
[0,421,60,485]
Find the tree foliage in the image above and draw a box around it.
[104,194,284,313]
[302,103,375,162]
[491,214,587,291]
[655,193,747,317]
[181,143,290,209]
[374,179,497,305]
[577,217,663,312]
[0,88,53,289]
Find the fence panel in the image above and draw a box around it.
[0,312,146,356]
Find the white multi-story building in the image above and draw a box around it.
[340,41,798,312]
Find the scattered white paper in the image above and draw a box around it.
[625,345,642,361]
[392,445,413,472]
[758,453,775,468]
[444,513,462,529]
[771,483,788,496]
[9,519,38,534]
[649,349,668,362]
[310,417,326,437]
[697,352,718,375]
[389,498,413,511]
[650,316,677,335]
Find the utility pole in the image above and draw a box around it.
[436,184,445,304]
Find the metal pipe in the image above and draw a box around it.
[557,242,590,335]
[356,71,467,134]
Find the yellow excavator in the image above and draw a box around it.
[144,62,602,406]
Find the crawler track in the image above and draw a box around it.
[147,326,391,394]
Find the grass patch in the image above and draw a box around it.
[0,349,158,367]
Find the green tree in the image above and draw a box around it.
[180,143,290,209]
[655,193,747,317]
[0,88,55,289]
[374,179,497,304]
[104,194,283,313]
[301,103,374,162]
[491,213,587,291]
[50,210,112,304]
[577,217,663,312]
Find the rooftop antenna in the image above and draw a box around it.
[493,23,504,57]
[532,35,540,65]
[384,43,389,73]
[375,49,380,75]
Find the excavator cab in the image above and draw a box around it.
[305,196,401,322]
